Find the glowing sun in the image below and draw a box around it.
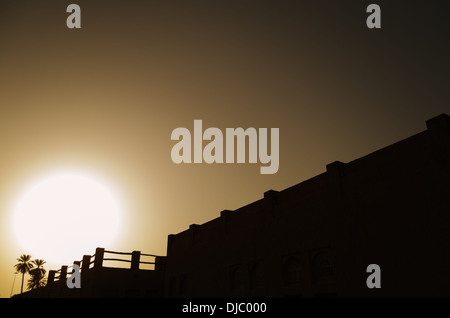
[11,170,123,264]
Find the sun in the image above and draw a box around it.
[11,169,123,264]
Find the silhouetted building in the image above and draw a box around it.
[14,114,450,298]
[164,114,450,298]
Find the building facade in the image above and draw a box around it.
[164,114,450,298]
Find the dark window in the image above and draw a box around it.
[230,264,245,291]
[283,256,301,286]
[311,251,334,283]
[179,274,187,295]
[168,277,176,296]
[249,261,264,289]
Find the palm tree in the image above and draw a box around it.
[27,259,47,290]
[13,254,34,294]
[27,268,47,290]
[31,259,46,277]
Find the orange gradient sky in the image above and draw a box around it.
[1,1,449,297]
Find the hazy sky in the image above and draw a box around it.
[1,0,449,297]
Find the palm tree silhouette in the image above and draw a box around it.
[31,259,46,277]
[13,254,34,294]
[27,259,47,290]
[27,270,47,290]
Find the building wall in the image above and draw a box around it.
[165,114,450,298]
